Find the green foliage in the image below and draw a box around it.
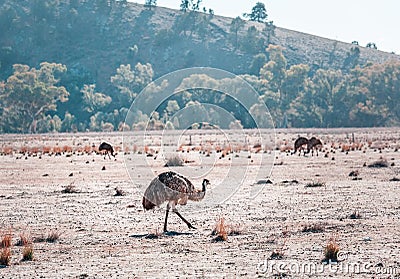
[241,26,265,54]
[229,16,245,50]
[81,84,112,113]
[0,62,68,133]
[144,0,157,9]
[110,63,154,106]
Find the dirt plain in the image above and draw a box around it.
[0,128,399,279]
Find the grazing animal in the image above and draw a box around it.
[307,137,323,156]
[142,171,209,232]
[293,137,309,155]
[98,142,115,159]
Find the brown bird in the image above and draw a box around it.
[142,171,209,232]
[98,142,115,159]
[293,136,309,155]
[307,137,323,156]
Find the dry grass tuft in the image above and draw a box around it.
[35,230,62,243]
[164,156,184,167]
[46,230,62,243]
[305,181,326,188]
[211,217,228,242]
[61,183,78,194]
[323,235,340,263]
[302,223,325,233]
[1,231,12,248]
[114,187,125,196]
[0,229,12,266]
[0,247,11,266]
[367,159,389,168]
[16,231,31,247]
[22,244,34,261]
[349,211,362,219]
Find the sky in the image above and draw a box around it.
[136,0,400,54]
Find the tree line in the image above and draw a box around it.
[1,46,399,133]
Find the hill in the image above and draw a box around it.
[1,1,398,86]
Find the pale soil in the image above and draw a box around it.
[0,128,399,278]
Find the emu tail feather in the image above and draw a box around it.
[142,196,156,210]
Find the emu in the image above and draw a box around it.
[307,137,323,156]
[293,137,309,155]
[98,142,115,159]
[142,171,209,232]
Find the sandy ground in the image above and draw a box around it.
[0,128,399,278]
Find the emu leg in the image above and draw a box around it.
[173,209,196,229]
[164,203,170,232]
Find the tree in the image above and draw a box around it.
[144,0,157,9]
[180,0,190,12]
[229,16,245,50]
[110,62,154,106]
[366,42,377,49]
[1,62,69,133]
[244,2,268,23]
[81,84,112,113]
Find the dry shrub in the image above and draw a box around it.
[367,159,389,168]
[83,145,92,154]
[22,244,34,261]
[0,229,12,266]
[211,217,228,242]
[53,146,62,154]
[35,230,62,243]
[46,230,61,243]
[349,211,362,219]
[1,231,12,248]
[61,183,78,194]
[62,145,73,153]
[323,235,340,263]
[21,232,34,261]
[305,181,326,188]
[16,231,31,247]
[302,223,325,233]
[164,156,184,167]
[114,187,125,196]
[42,146,52,154]
[0,247,11,266]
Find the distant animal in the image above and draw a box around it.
[98,142,115,159]
[142,171,209,232]
[307,137,323,156]
[293,137,309,155]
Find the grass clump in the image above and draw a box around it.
[367,159,389,168]
[22,244,34,261]
[0,247,11,266]
[1,231,12,248]
[61,183,78,194]
[323,235,340,263]
[302,223,325,233]
[18,231,34,261]
[35,229,62,243]
[114,187,125,196]
[305,181,326,188]
[211,217,228,242]
[349,211,362,219]
[0,230,12,266]
[164,156,184,167]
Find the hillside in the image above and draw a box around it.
[1,1,398,88]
